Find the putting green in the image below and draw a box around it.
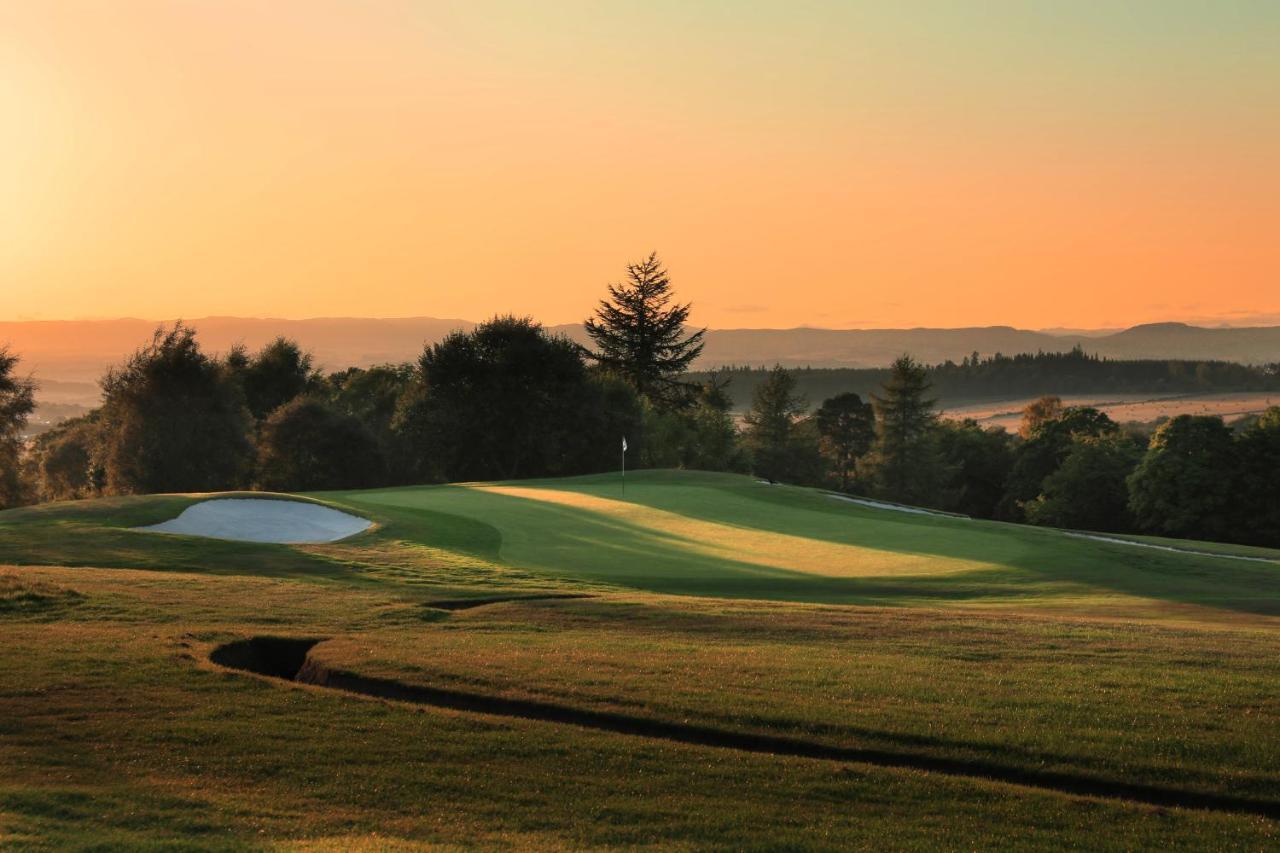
[328,470,1280,617]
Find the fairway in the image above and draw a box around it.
[330,470,1280,622]
[3,470,1279,848]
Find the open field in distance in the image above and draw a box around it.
[946,391,1280,432]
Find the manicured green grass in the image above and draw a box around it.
[328,470,1280,623]
[2,470,1279,848]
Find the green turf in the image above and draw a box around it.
[2,470,1279,848]
[320,470,1280,620]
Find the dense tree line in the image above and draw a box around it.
[695,349,1280,411]
[5,256,1280,549]
[727,361,1280,548]
[8,255,732,502]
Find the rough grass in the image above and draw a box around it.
[1,567,1276,849]
[314,596,1280,801]
[2,470,1279,847]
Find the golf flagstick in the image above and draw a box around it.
[621,436,627,497]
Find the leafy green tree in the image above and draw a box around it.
[1227,406,1280,546]
[30,415,102,502]
[256,397,386,491]
[743,365,818,483]
[98,323,254,494]
[935,419,1014,518]
[325,364,417,482]
[326,365,414,436]
[814,392,874,491]
[635,371,742,472]
[1127,415,1236,541]
[1019,395,1064,439]
[0,347,36,508]
[232,337,318,421]
[584,253,706,408]
[868,355,947,504]
[397,316,637,482]
[998,406,1118,521]
[1024,434,1142,532]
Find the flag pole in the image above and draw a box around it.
[621,436,627,498]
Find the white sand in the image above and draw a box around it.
[136,498,372,544]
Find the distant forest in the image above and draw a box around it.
[693,348,1280,411]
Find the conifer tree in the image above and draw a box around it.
[584,253,705,408]
[743,365,813,483]
[869,355,946,504]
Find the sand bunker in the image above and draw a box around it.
[137,499,372,544]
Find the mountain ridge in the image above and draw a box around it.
[3,318,1278,400]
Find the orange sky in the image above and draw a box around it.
[3,2,1278,329]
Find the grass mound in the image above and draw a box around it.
[0,573,84,619]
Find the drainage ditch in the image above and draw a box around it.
[210,635,1280,820]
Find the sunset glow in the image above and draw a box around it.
[3,1,1278,328]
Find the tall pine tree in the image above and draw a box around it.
[584,253,706,408]
[869,355,947,504]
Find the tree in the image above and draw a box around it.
[232,337,317,421]
[686,372,745,472]
[814,392,874,491]
[1127,415,1236,541]
[584,253,706,408]
[935,419,1014,518]
[1024,434,1142,532]
[742,365,815,483]
[0,347,37,508]
[30,415,103,502]
[868,355,946,504]
[98,324,254,494]
[1019,395,1064,439]
[256,398,386,491]
[640,371,745,472]
[1226,406,1280,546]
[397,316,638,482]
[998,406,1118,521]
[324,364,417,483]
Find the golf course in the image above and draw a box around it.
[2,469,1278,848]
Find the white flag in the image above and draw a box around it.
[622,436,628,452]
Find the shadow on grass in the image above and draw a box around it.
[342,477,1280,617]
[212,634,1280,819]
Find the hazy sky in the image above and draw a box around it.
[3,1,1278,328]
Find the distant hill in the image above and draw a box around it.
[3,317,1279,407]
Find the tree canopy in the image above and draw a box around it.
[869,355,945,504]
[399,316,640,482]
[742,365,817,484]
[814,392,874,492]
[0,347,37,508]
[98,323,254,494]
[256,397,385,491]
[231,337,318,421]
[1127,415,1238,541]
[584,253,706,408]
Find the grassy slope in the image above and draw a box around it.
[329,470,1280,623]
[2,470,1279,848]
[315,596,1280,802]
